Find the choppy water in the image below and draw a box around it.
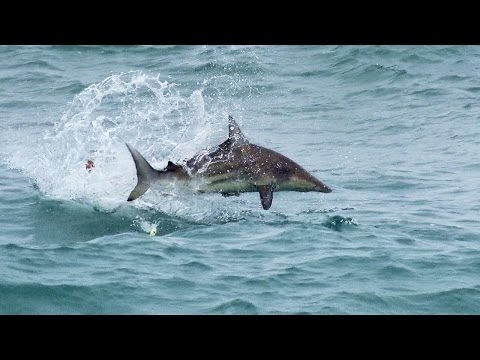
[1,45,479,314]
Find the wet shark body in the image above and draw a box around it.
[126,116,331,210]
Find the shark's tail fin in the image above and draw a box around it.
[126,143,159,201]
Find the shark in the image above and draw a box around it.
[126,116,331,210]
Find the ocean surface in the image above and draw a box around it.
[0,45,479,314]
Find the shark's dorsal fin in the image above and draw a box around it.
[228,115,248,145]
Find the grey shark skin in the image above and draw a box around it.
[126,116,331,210]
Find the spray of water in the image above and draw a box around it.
[7,72,225,212]
[4,68,281,226]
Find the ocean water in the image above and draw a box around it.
[0,45,479,314]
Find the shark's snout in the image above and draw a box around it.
[315,183,332,193]
[310,175,332,193]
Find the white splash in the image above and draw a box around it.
[8,71,221,213]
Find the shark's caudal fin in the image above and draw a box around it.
[126,143,159,201]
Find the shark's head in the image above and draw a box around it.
[287,172,332,193]
[311,176,332,193]
[270,160,332,193]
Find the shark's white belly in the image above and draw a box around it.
[194,174,257,194]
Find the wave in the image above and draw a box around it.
[323,215,358,231]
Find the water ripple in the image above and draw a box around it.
[1,45,480,314]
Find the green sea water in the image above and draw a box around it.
[0,45,479,314]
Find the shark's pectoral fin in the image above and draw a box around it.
[257,185,274,210]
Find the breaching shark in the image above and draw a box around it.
[126,116,331,210]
